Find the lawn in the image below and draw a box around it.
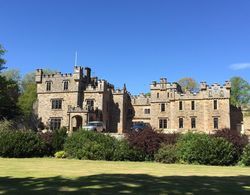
[0,158,250,194]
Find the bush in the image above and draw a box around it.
[55,151,67,158]
[0,130,45,157]
[113,140,145,161]
[177,133,235,166]
[127,129,179,161]
[0,119,15,132]
[155,144,177,164]
[214,128,248,162]
[239,145,250,166]
[39,127,68,156]
[64,130,117,160]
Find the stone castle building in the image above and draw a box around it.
[35,66,133,133]
[36,65,249,134]
[132,78,231,133]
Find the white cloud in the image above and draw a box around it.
[230,63,250,70]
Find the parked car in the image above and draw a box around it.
[131,122,149,132]
[82,121,105,132]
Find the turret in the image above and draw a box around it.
[35,69,43,83]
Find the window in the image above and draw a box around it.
[191,101,195,110]
[179,101,183,110]
[86,99,94,111]
[214,100,218,110]
[144,109,150,114]
[63,81,69,90]
[191,118,196,129]
[161,104,165,112]
[46,82,52,91]
[52,99,62,109]
[157,93,160,98]
[50,118,61,130]
[214,118,219,129]
[179,118,184,128]
[159,119,167,129]
[167,92,169,98]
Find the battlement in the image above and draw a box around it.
[150,78,180,91]
[131,93,151,105]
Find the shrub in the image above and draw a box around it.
[39,127,68,156]
[0,130,45,157]
[64,130,117,160]
[113,140,145,161]
[155,144,177,164]
[127,129,179,161]
[55,151,67,158]
[176,132,235,166]
[214,128,248,161]
[0,119,15,132]
[239,145,250,166]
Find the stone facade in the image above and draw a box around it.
[36,65,248,135]
[132,78,231,133]
[36,66,133,133]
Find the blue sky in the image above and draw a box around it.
[1,0,250,94]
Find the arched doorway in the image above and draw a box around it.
[71,115,83,131]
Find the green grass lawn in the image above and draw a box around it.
[1,158,250,194]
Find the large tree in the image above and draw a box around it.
[178,77,198,92]
[230,77,250,108]
[0,44,6,72]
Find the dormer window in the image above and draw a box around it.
[63,81,69,91]
[46,81,52,91]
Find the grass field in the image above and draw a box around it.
[1,158,250,194]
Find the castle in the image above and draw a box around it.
[36,66,250,135]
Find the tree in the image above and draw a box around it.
[1,69,21,87]
[0,45,20,119]
[230,77,250,108]
[18,69,56,128]
[178,77,198,92]
[0,76,20,119]
[0,44,6,72]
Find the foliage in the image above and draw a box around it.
[54,151,68,158]
[0,76,20,120]
[214,128,248,162]
[127,129,179,161]
[39,127,68,156]
[113,139,145,161]
[18,83,37,120]
[230,77,250,107]
[176,133,235,166]
[239,145,250,166]
[178,77,198,92]
[0,130,45,158]
[0,44,6,72]
[155,144,177,164]
[1,69,21,85]
[64,130,117,160]
[0,119,15,132]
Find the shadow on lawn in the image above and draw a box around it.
[0,174,250,194]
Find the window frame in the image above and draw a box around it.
[63,80,69,91]
[46,81,52,91]
[161,103,165,112]
[213,117,219,129]
[191,117,196,129]
[51,99,62,109]
[179,101,183,111]
[179,118,184,129]
[50,118,61,130]
[191,101,195,110]
[159,118,167,129]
